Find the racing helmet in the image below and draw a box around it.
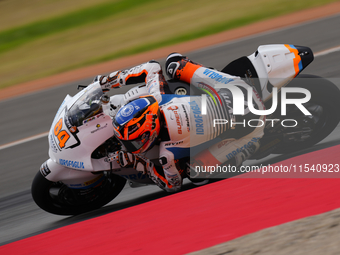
[113,96,161,154]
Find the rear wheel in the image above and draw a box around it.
[174,87,188,95]
[272,74,340,154]
[167,79,191,95]
[31,171,126,215]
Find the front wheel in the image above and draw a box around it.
[271,74,340,154]
[31,171,126,215]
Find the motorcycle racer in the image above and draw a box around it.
[98,54,265,192]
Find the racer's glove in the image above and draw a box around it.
[97,71,123,92]
[115,151,154,174]
[116,151,178,192]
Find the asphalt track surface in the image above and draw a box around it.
[1,13,340,247]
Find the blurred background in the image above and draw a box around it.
[1,0,340,253]
[0,0,338,89]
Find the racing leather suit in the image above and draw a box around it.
[99,56,265,192]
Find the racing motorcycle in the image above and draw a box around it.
[32,44,340,215]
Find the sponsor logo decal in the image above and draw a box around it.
[165,173,180,186]
[181,104,190,132]
[84,174,103,186]
[167,105,183,134]
[164,141,184,147]
[121,104,134,117]
[197,81,222,106]
[203,69,234,84]
[91,123,108,133]
[49,134,58,153]
[83,113,104,125]
[40,162,51,177]
[190,101,204,135]
[167,105,178,111]
[84,116,96,124]
[226,137,260,160]
[174,110,182,134]
[59,159,85,169]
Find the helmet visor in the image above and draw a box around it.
[118,131,150,153]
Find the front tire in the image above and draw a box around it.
[31,171,126,215]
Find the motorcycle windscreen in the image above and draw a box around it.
[67,84,104,127]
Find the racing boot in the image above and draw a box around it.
[165,53,202,83]
[186,161,210,186]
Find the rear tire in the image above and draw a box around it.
[272,74,340,154]
[174,87,189,95]
[31,171,126,215]
[167,79,191,95]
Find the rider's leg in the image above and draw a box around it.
[188,84,265,178]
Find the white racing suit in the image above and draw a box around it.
[99,56,265,192]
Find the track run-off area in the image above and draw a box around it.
[2,145,340,254]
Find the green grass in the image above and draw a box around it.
[0,0,338,89]
[81,13,270,64]
[0,0,157,54]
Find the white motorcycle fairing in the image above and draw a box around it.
[44,82,157,187]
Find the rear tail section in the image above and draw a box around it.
[246,44,314,101]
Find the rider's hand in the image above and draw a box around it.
[99,71,122,92]
[116,150,135,168]
[108,71,122,89]
[116,151,153,175]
